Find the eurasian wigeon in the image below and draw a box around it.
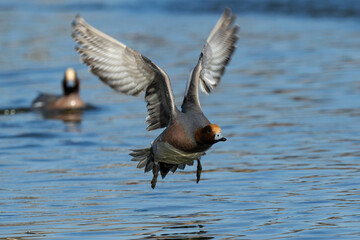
[32,68,86,110]
[72,8,238,188]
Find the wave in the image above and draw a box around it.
[2,0,360,18]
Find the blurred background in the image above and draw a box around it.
[1,0,360,239]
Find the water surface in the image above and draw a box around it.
[1,1,360,239]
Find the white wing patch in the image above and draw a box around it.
[72,16,177,131]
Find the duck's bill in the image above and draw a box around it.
[214,132,227,142]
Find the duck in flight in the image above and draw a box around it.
[72,8,238,188]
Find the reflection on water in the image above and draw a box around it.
[1,108,32,115]
[1,0,360,239]
[1,107,84,121]
[33,104,97,122]
[37,109,84,123]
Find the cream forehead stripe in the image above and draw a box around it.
[210,124,221,133]
[65,68,76,81]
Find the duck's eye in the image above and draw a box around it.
[207,128,212,133]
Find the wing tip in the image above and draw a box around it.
[72,14,83,28]
[223,7,236,23]
[224,7,231,16]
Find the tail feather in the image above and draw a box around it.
[145,158,154,172]
[130,148,202,188]
[159,162,178,179]
[130,148,153,172]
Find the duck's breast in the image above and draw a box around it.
[153,141,206,165]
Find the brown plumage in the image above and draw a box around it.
[32,68,86,110]
[72,8,238,188]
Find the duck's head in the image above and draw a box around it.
[63,68,80,96]
[195,123,227,145]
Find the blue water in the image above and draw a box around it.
[1,1,360,239]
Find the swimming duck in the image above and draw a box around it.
[72,9,238,188]
[32,68,86,110]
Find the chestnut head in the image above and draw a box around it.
[63,68,80,96]
[195,123,227,145]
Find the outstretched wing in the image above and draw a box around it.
[182,8,238,112]
[72,16,177,131]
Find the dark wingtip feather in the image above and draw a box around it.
[224,7,231,16]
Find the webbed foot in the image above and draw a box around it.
[196,159,202,184]
[151,163,160,189]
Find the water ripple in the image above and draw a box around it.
[1,3,360,240]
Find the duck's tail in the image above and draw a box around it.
[130,147,182,175]
[130,147,160,189]
[130,147,183,189]
[130,147,154,172]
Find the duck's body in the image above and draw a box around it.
[32,93,60,109]
[72,9,238,188]
[32,68,86,111]
[153,110,211,163]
